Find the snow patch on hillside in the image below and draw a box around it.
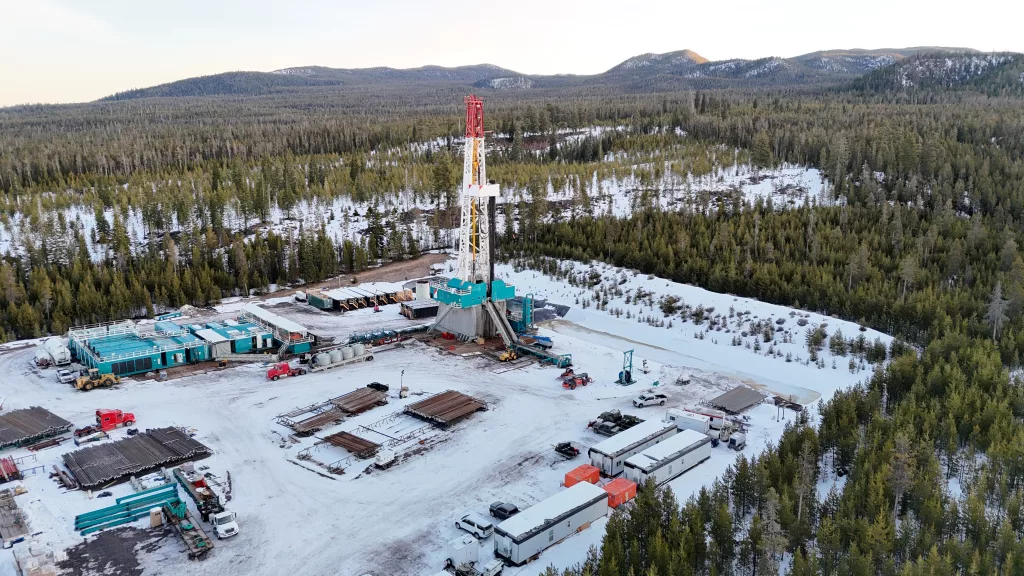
[487,76,534,90]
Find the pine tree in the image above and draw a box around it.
[986,281,1010,340]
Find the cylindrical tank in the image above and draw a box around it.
[329,349,343,364]
[315,353,331,367]
[352,343,366,357]
[341,347,355,360]
[415,281,430,301]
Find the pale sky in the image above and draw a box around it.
[1,0,1022,107]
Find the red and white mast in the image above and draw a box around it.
[457,95,499,284]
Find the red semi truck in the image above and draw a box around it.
[266,362,306,381]
[95,408,135,431]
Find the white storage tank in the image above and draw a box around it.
[328,349,343,364]
[415,281,430,300]
[341,347,355,360]
[352,343,366,357]
[315,353,331,367]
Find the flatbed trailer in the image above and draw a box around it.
[307,346,379,373]
[163,502,214,560]
[173,468,224,521]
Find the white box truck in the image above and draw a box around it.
[493,482,608,567]
[623,429,713,486]
[588,419,677,477]
[665,409,710,434]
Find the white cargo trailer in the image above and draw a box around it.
[38,337,71,366]
[589,419,677,477]
[493,482,608,566]
[665,409,710,434]
[623,429,713,486]
[682,404,726,429]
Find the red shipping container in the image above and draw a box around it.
[603,478,637,508]
[564,464,600,487]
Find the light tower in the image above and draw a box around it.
[456,95,499,286]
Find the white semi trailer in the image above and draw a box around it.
[588,419,677,477]
[493,482,607,566]
[665,409,710,434]
[623,429,713,486]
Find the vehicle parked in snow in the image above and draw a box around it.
[55,369,76,384]
[489,502,519,520]
[211,510,239,539]
[266,362,307,381]
[632,393,668,408]
[455,513,493,539]
[728,433,747,451]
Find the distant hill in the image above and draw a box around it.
[101,64,522,101]
[98,47,1010,101]
[849,52,1024,94]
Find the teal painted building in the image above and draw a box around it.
[68,321,209,377]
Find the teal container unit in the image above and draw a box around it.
[233,337,253,354]
[433,278,487,308]
[307,292,334,310]
[491,279,516,302]
[288,341,312,354]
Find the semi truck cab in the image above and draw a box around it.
[211,511,239,539]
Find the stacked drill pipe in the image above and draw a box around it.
[0,407,72,449]
[404,390,487,427]
[62,428,211,489]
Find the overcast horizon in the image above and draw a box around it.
[2,0,1022,107]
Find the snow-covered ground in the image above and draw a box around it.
[0,162,825,263]
[0,259,886,576]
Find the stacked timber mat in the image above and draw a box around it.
[63,428,211,489]
[0,406,72,449]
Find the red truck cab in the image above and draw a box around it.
[96,408,136,432]
[266,362,306,381]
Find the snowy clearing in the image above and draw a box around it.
[0,258,885,576]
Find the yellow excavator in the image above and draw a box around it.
[74,368,120,391]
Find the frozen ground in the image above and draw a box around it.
[0,259,886,576]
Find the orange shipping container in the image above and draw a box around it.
[564,464,601,487]
[603,478,637,508]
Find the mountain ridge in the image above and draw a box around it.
[98,46,1014,101]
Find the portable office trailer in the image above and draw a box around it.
[588,419,677,477]
[493,482,607,566]
[623,429,713,486]
[665,409,710,434]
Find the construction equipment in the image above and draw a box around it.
[266,361,307,381]
[74,368,120,391]
[558,368,575,379]
[554,442,581,459]
[615,350,636,385]
[561,373,593,390]
[95,408,135,431]
[498,349,518,362]
[589,410,644,437]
